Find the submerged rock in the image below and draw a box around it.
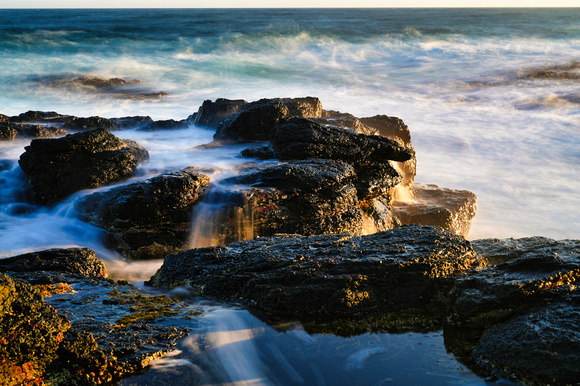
[148,225,483,333]
[214,97,323,141]
[393,183,477,237]
[75,167,210,259]
[18,128,149,205]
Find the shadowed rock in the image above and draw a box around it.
[139,119,189,131]
[0,122,67,141]
[214,97,323,141]
[18,128,149,205]
[271,118,414,164]
[62,116,121,132]
[187,98,248,128]
[75,168,210,259]
[147,225,483,334]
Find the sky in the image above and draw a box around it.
[0,0,578,8]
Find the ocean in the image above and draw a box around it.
[0,8,579,384]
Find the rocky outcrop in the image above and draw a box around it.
[187,98,248,128]
[75,168,210,259]
[138,119,188,131]
[214,97,323,141]
[0,122,67,141]
[18,128,149,205]
[0,248,193,385]
[393,184,477,237]
[148,225,483,334]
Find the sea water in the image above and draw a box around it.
[0,8,578,384]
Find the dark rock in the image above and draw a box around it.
[18,128,149,205]
[240,145,277,160]
[472,289,580,385]
[140,119,189,131]
[0,122,67,140]
[447,236,580,329]
[75,168,210,259]
[72,76,140,88]
[110,116,154,130]
[8,110,69,123]
[393,183,477,237]
[214,97,323,141]
[148,225,483,333]
[221,159,365,237]
[0,274,71,382]
[0,248,106,279]
[62,116,121,132]
[0,114,7,122]
[187,98,248,128]
[271,118,414,164]
[354,161,402,201]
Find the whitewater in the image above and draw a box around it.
[0,8,579,385]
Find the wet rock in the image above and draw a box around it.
[392,183,477,237]
[447,237,580,329]
[140,119,189,131]
[148,225,483,333]
[271,118,414,164]
[223,159,365,237]
[240,144,277,160]
[110,116,154,130]
[75,168,210,259]
[354,161,402,201]
[0,114,7,122]
[359,115,412,145]
[0,274,71,383]
[62,116,121,131]
[214,97,323,141]
[187,98,248,128]
[8,110,70,123]
[0,121,67,140]
[18,128,149,205]
[472,289,580,385]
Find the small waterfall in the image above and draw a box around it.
[189,182,256,249]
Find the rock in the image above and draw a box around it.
[0,122,67,140]
[0,274,71,383]
[110,116,154,130]
[186,98,248,128]
[354,162,402,201]
[315,110,379,135]
[139,119,189,131]
[447,237,580,329]
[360,115,412,145]
[0,114,7,122]
[214,97,323,141]
[240,145,277,160]
[8,110,70,123]
[221,159,365,237]
[271,118,414,164]
[392,183,477,237]
[62,116,121,132]
[472,289,580,385]
[0,248,106,280]
[148,225,483,333]
[75,168,210,259]
[18,128,149,205]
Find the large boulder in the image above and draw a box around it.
[214,97,323,141]
[18,128,149,205]
[271,118,413,164]
[393,183,477,237]
[148,225,484,334]
[75,167,210,259]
